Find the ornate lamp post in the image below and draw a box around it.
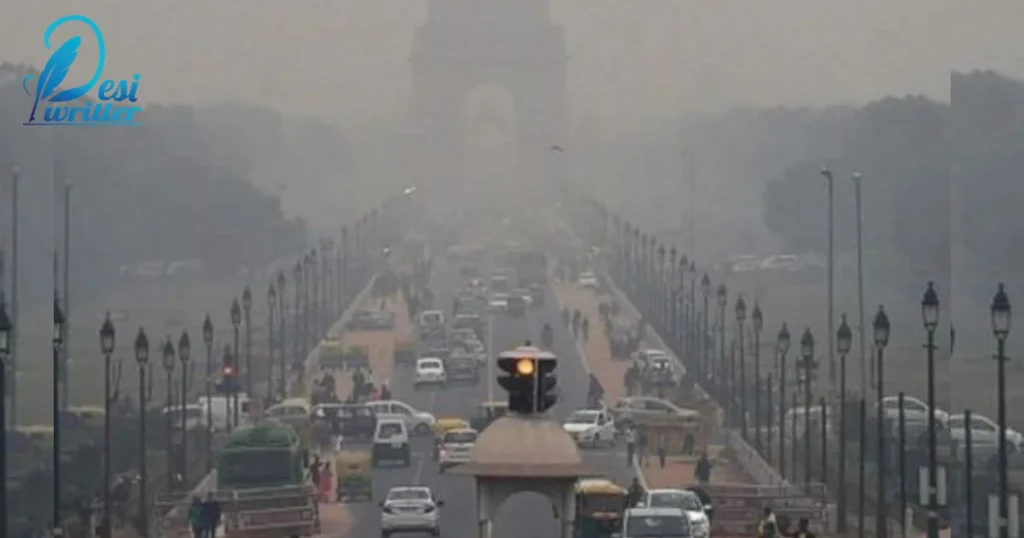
[99,314,117,538]
[52,293,66,536]
[134,328,151,538]
[873,306,891,538]
[230,297,242,426]
[837,314,853,531]
[202,315,214,469]
[716,284,728,401]
[292,262,302,381]
[735,295,748,438]
[241,286,252,397]
[777,323,791,479]
[0,294,13,533]
[700,273,710,381]
[161,337,176,484]
[921,281,939,538]
[267,283,277,401]
[177,331,191,481]
[991,284,1012,538]
[752,301,763,451]
[276,271,286,399]
[800,328,815,484]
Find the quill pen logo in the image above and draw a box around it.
[22,15,142,126]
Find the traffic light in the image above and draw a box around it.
[496,346,558,414]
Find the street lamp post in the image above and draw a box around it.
[161,338,176,485]
[821,166,836,388]
[177,331,191,482]
[293,262,302,382]
[777,324,791,479]
[688,261,697,378]
[717,285,727,403]
[752,301,763,451]
[99,314,117,538]
[201,315,214,470]
[735,295,748,439]
[302,254,311,357]
[276,271,286,399]
[267,283,277,401]
[310,249,319,345]
[0,293,13,533]
[921,281,940,538]
[800,328,815,484]
[53,293,67,537]
[874,306,891,538]
[701,274,710,382]
[230,297,242,427]
[134,328,151,538]
[991,284,1012,538]
[837,314,853,532]
[242,286,252,397]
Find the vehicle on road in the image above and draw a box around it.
[573,478,627,538]
[345,310,396,331]
[318,338,346,369]
[621,507,689,538]
[516,250,548,287]
[529,283,545,305]
[642,489,710,538]
[438,428,479,472]
[312,403,377,443]
[334,450,372,501]
[489,292,509,311]
[266,398,313,447]
[490,275,510,294]
[469,401,510,431]
[372,419,411,468]
[198,394,252,431]
[414,357,447,386]
[948,412,1024,451]
[506,294,527,317]
[166,424,319,538]
[365,400,437,436]
[379,486,444,537]
[445,349,480,383]
[878,394,949,427]
[563,409,617,447]
[161,403,208,432]
[449,327,478,346]
[578,271,600,289]
[453,311,485,340]
[417,310,446,339]
[610,396,700,430]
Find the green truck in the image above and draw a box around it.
[159,422,320,538]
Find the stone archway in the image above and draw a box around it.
[408,0,569,210]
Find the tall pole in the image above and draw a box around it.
[0,349,6,533]
[267,296,275,401]
[52,267,64,538]
[138,364,149,538]
[102,347,114,538]
[821,167,836,389]
[62,179,71,408]
[277,273,287,400]
[779,347,787,478]
[876,345,888,538]
[10,166,19,426]
[232,324,240,426]
[853,173,867,396]
[204,339,212,472]
[926,327,938,538]
[165,367,173,482]
[997,337,1008,538]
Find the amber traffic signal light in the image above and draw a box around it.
[496,345,558,414]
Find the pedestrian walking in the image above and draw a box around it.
[581,317,589,341]
[637,428,648,467]
[309,456,322,486]
[695,452,713,483]
[201,492,222,538]
[624,426,637,466]
[188,497,204,538]
[656,433,667,468]
[318,462,333,502]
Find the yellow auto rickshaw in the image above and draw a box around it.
[573,479,627,538]
[266,397,313,446]
[469,401,508,431]
[335,450,372,501]
[432,418,470,460]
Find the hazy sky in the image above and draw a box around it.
[1,1,1019,129]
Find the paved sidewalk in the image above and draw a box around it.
[636,448,750,490]
[551,281,631,402]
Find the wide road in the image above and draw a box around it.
[345,255,638,538]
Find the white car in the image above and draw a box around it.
[948,413,1024,451]
[163,404,208,431]
[379,486,443,537]
[489,293,509,311]
[578,271,599,289]
[622,507,689,538]
[563,409,616,447]
[414,357,447,385]
[365,400,437,436]
[438,428,479,472]
[877,395,949,426]
[642,489,710,538]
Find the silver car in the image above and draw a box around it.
[379,486,443,537]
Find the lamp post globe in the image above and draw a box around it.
[992,283,1011,341]
[752,302,763,333]
[231,298,241,327]
[269,283,277,308]
[53,295,65,344]
[701,273,710,298]
[717,284,728,308]
[135,328,150,365]
[800,328,814,359]
[921,281,939,332]
[242,286,252,313]
[837,314,852,355]
[203,315,213,346]
[162,338,175,372]
[277,271,286,292]
[100,313,115,355]
[778,324,791,355]
[735,295,747,323]
[178,331,191,364]
[873,307,890,350]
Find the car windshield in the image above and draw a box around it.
[423,313,441,324]
[567,411,599,424]
[387,488,430,501]
[649,492,702,511]
[625,515,689,537]
[443,430,478,444]
[419,360,443,369]
[378,422,404,439]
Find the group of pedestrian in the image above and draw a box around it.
[757,508,817,538]
[309,456,334,502]
[623,425,696,470]
[186,493,222,538]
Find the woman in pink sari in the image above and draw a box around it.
[318,462,332,502]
